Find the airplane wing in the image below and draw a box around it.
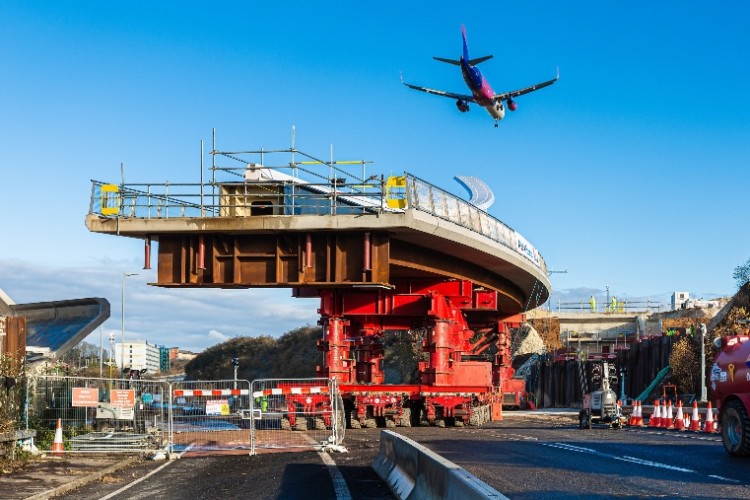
[492,71,559,101]
[401,77,475,102]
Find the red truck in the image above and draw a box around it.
[711,334,750,456]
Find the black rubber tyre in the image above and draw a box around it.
[579,409,592,430]
[721,399,750,457]
[398,408,412,427]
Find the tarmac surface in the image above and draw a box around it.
[0,410,576,499]
[1,454,143,499]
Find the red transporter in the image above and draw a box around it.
[311,278,525,427]
[712,334,750,456]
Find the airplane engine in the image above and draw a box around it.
[456,99,470,113]
[507,98,517,111]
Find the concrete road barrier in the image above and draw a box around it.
[372,430,508,500]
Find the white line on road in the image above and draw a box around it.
[317,448,353,500]
[708,474,741,484]
[98,458,174,500]
[542,442,695,473]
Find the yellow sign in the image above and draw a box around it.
[206,399,230,415]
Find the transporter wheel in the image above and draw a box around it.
[314,417,327,431]
[349,412,362,429]
[469,409,482,426]
[721,399,750,457]
[579,409,592,430]
[363,418,378,428]
[294,418,308,432]
[399,408,412,427]
[280,417,292,431]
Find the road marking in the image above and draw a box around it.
[708,474,741,483]
[542,443,695,473]
[317,448,352,500]
[299,433,352,500]
[98,458,174,500]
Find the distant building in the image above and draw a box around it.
[671,291,690,310]
[159,346,171,372]
[176,350,198,361]
[168,347,179,360]
[115,340,160,374]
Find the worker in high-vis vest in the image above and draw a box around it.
[589,295,596,312]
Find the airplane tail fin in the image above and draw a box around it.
[461,24,470,62]
[434,26,493,66]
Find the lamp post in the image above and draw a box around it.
[232,357,240,389]
[699,322,707,402]
[109,332,115,379]
[121,272,139,378]
[99,325,104,378]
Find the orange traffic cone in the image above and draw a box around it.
[635,401,645,426]
[628,402,637,426]
[688,401,701,432]
[674,401,685,431]
[52,418,64,455]
[704,402,717,433]
[649,400,661,427]
[665,400,675,429]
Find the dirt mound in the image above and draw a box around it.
[708,282,750,336]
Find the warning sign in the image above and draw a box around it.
[110,389,136,408]
[72,387,99,407]
[206,399,230,415]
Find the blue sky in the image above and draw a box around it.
[1,2,749,351]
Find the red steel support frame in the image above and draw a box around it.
[316,278,526,427]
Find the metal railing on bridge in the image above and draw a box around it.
[87,147,547,274]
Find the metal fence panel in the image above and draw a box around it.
[25,375,169,453]
[169,379,252,456]
[250,378,344,455]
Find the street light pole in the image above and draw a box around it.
[121,272,139,378]
[109,332,115,379]
[699,323,707,402]
[232,357,240,390]
[99,325,104,378]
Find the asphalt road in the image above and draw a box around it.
[56,413,749,499]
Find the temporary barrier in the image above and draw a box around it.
[23,375,346,457]
[250,378,344,455]
[24,375,169,453]
[169,379,252,456]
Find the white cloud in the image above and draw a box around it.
[0,259,318,353]
[208,329,230,344]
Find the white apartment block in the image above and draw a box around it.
[115,340,160,374]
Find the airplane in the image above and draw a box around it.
[401,25,558,127]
